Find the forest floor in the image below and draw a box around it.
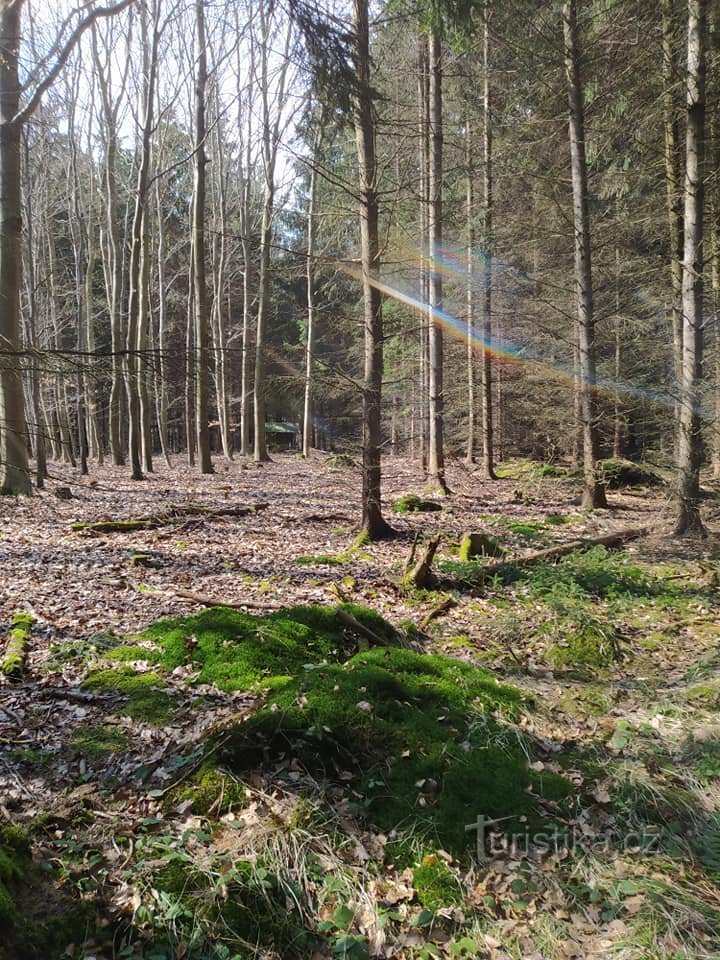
[2,452,720,960]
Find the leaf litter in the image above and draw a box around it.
[1,454,720,958]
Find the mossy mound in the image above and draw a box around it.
[82,666,173,724]
[325,454,356,468]
[147,603,398,692]
[530,463,567,479]
[132,603,571,857]
[598,458,664,489]
[392,494,442,514]
[221,645,570,855]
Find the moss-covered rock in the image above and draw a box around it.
[392,494,442,514]
[127,604,570,860]
[221,644,566,854]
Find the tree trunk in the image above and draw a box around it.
[303,113,323,458]
[417,32,429,470]
[126,0,159,480]
[675,0,706,535]
[193,0,212,474]
[563,0,607,509]
[154,177,172,467]
[20,131,45,487]
[465,114,475,465]
[0,1,31,495]
[427,32,448,493]
[353,0,393,539]
[662,0,685,451]
[480,9,495,481]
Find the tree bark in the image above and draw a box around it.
[427,32,448,493]
[675,0,706,535]
[303,112,323,458]
[465,114,475,465]
[480,9,495,481]
[353,0,393,539]
[193,0,212,474]
[662,0,685,451]
[0,1,30,494]
[563,0,607,509]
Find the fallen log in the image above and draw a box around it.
[1,613,34,680]
[171,588,283,611]
[479,527,648,579]
[71,501,269,533]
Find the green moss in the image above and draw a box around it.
[170,762,247,815]
[458,533,504,561]
[531,464,567,479]
[104,644,162,663]
[149,603,398,692]
[353,529,371,548]
[1,612,33,679]
[133,603,570,860]
[684,682,720,708]
[152,856,206,895]
[295,554,346,566]
[223,645,562,855]
[82,667,173,723]
[499,546,656,599]
[71,725,128,756]
[392,494,443,514]
[413,855,462,910]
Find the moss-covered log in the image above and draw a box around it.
[1,612,33,680]
[71,501,268,533]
